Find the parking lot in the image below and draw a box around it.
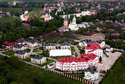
[95,52,122,84]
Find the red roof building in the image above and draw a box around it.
[56,53,99,71]
[85,42,103,57]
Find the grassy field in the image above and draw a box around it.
[2,50,14,56]
[40,59,55,67]
[0,7,23,13]
[0,56,84,84]
[29,8,43,17]
[101,52,125,84]
[0,17,20,23]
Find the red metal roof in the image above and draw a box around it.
[57,53,97,63]
[86,42,101,52]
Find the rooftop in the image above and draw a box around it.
[86,42,102,51]
[32,55,44,59]
[57,53,97,63]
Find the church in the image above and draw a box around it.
[68,16,90,31]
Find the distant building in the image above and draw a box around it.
[56,54,99,71]
[63,18,68,27]
[85,42,103,57]
[31,55,46,64]
[69,16,90,31]
[61,10,96,18]
[20,10,29,22]
[41,13,53,21]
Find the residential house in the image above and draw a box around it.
[26,39,38,48]
[60,42,71,50]
[15,50,30,59]
[13,44,27,51]
[45,43,56,51]
[31,55,46,64]
[84,66,99,81]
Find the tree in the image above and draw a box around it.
[99,57,102,63]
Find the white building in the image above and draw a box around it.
[15,50,30,59]
[31,55,46,64]
[85,42,103,57]
[26,40,38,48]
[84,66,99,81]
[45,43,56,51]
[60,42,71,50]
[60,10,95,19]
[13,44,27,51]
[56,54,99,71]
[49,49,71,57]
[68,16,79,31]
[41,13,53,21]
[69,17,90,31]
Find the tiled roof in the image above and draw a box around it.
[60,42,70,46]
[14,44,24,48]
[86,42,102,51]
[46,43,56,46]
[57,53,97,63]
[32,55,44,59]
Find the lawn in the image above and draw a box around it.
[53,56,70,60]
[0,56,85,84]
[40,59,55,67]
[2,50,14,56]
[71,46,76,52]
[0,17,20,23]
[0,7,23,14]
[101,52,125,84]
[29,8,43,17]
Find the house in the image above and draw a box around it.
[63,18,68,27]
[3,41,18,50]
[105,47,113,52]
[96,27,103,31]
[13,44,27,51]
[59,26,69,32]
[15,50,30,59]
[26,39,38,48]
[85,42,103,57]
[45,43,56,51]
[84,66,99,81]
[20,10,29,22]
[56,54,99,71]
[50,49,71,57]
[31,55,46,64]
[60,42,71,50]
[41,13,53,21]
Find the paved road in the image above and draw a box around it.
[73,45,80,58]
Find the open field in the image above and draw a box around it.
[29,8,43,17]
[0,56,84,84]
[0,17,20,23]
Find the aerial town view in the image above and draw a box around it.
[0,0,125,84]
